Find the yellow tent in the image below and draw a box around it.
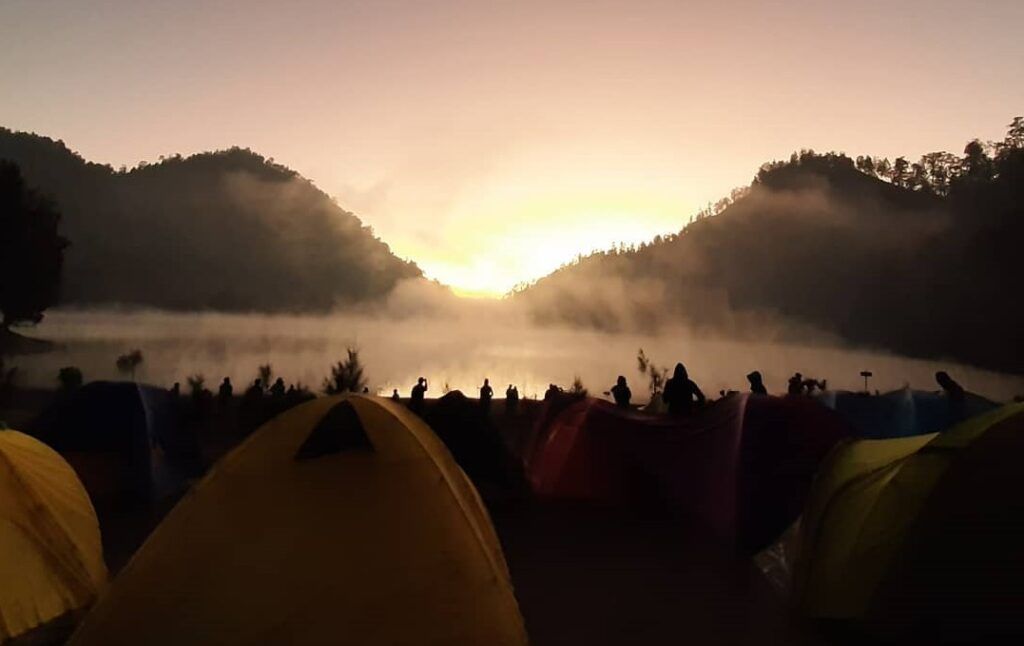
[0,430,107,642]
[70,395,528,645]
[793,403,1024,637]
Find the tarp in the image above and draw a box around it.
[29,381,202,504]
[791,403,1024,640]
[815,387,997,439]
[526,394,849,551]
[69,395,528,646]
[0,430,106,642]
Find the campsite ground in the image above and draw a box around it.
[483,400,832,645]
[2,391,840,645]
[491,501,828,645]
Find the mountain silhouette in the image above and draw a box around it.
[0,128,420,311]
[517,132,1024,375]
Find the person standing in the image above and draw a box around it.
[410,377,428,415]
[479,378,494,411]
[747,371,768,395]
[662,363,705,415]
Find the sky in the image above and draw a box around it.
[2,0,1022,297]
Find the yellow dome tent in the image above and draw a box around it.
[70,395,528,645]
[0,430,107,643]
[792,403,1024,639]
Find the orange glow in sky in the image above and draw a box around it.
[2,1,1022,296]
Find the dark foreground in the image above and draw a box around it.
[3,391,838,645]
[491,501,829,645]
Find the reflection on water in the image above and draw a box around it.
[12,309,1024,403]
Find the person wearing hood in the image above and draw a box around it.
[747,371,768,395]
[662,363,705,415]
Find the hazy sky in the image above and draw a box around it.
[2,0,1022,296]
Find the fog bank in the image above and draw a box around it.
[14,291,1024,403]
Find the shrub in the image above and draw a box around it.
[323,347,367,394]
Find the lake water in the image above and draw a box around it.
[11,309,1024,403]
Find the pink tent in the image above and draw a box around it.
[525,394,849,551]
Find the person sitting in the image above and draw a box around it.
[544,384,561,401]
[747,371,768,395]
[270,378,286,399]
[245,379,263,399]
[611,375,632,408]
[787,372,804,396]
[662,363,705,415]
[391,388,401,402]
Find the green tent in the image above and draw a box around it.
[791,403,1024,640]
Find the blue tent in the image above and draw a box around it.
[814,387,997,439]
[30,381,202,504]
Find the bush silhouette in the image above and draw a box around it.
[323,348,367,394]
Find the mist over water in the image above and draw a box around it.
[15,307,1024,403]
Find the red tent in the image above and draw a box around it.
[525,394,849,551]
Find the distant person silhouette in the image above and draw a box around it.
[240,379,265,432]
[544,384,561,401]
[611,375,632,408]
[169,382,180,398]
[410,377,428,414]
[270,378,286,399]
[246,379,263,399]
[662,363,705,415]
[505,384,519,413]
[391,388,401,401]
[218,377,233,405]
[747,371,768,395]
[787,373,804,396]
[935,371,965,402]
[480,378,494,409]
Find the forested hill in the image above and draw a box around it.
[0,128,420,311]
[517,120,1024,375]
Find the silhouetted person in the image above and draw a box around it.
[218,377,233,405]
[246,379,263,399]
[505,384,519,413]
[935,371,965,402]
[270,377,285,399]
[285,384,306,408]
[391,388,401,402]
[787,372,804,396]
[611,375,631,408]
[239,379,265,432]
[410,377,428,414]
[479,378,493,410]
[544,384,561,401]
[169,382,180,398]
[662,363,705,415]
[747,371,767,395]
